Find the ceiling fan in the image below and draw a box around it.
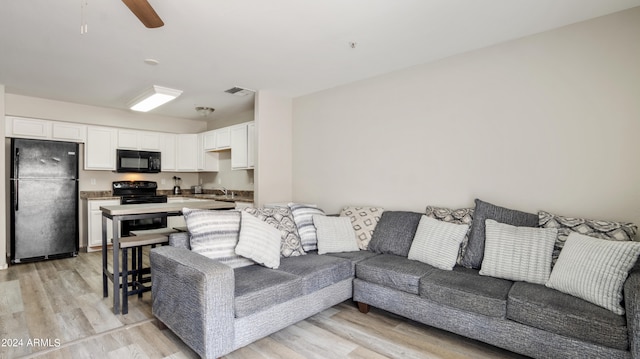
[122,0,164,28]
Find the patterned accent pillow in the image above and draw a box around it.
[462,199,538,269]
[368,211,423,257]
[539,210,638,264]
[236,212,282,269]
[243,207,305,257]
[339,206,384,250]
[408,216,468,271]
[425,206,474,265]
[480,219,557,285]
[288,203,326,252]
[182,208,254,268]
[546,232,640,315]
[313,215,359,255]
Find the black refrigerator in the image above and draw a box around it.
[10,138,79,263]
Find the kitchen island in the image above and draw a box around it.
[101,200,235,314]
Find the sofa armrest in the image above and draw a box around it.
[150,246,234,359]
[168,231,190,249]
[625,263,640,359]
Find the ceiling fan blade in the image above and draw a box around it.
[122,0,164,28]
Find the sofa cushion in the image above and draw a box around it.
[313,215,360,255]
[289,203,325,252]
[235,212,282,269]
[183,208,254,268]
[243,206,305,257]
[408,215,468,271]
[340,206,384,250]
[480,219,557,285]
[356,254,436,295]
[275,252,353,294]
[234,265,303,318]
[546,232,640,315]
[325,249,378,269]
[539,210,639,265]
[461,199,538,269]
[507,281,628,350]
[368,211,423,257]
[419,266,513,318]
[425,206,474,265]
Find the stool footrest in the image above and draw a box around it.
[119,234,169,248]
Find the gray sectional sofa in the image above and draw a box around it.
[150,203,640,359]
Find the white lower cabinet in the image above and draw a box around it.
[87,199,120,252]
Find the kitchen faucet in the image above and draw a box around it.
[217,186,228,196]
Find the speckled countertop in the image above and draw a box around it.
[80,189,254,203]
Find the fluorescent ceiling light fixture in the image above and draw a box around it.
[129,85,183,112]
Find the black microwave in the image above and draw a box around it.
[116,149,161,173]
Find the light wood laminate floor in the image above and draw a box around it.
[0,251,527,359]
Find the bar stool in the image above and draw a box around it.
[118,233,169,314]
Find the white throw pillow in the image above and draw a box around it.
[235,211,282,269]
[546,232,640,315]
[480,219,557,285]
[408,215,468,271]
[183,208,254,268]
[313,215,359,255]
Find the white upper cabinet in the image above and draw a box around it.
[202,130,217,151]
[159,133,177,172]
[52,122,87,142]
[85,126,117,170]
[202,127,231,151]
[230,121,255,170]
[6,116,86,142]
[247,122,255,169]
[176,134,198,172]
[230,123,249,169]
[117,129,161,151]
[215,127,231,150]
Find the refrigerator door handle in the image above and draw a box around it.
[14,180,19,211]
[14,148,19,211]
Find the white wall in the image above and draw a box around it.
[254,91,293,206]
[292,7,640,229]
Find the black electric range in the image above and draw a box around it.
[112,180,168,236]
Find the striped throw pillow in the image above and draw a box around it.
[546,232,640,315]
[288,203,325,252]
[183,208,254,268]
[480,219,557,285]
[408,215,469,270]
[236,212,282,269]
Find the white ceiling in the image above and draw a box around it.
[1,1,639,122]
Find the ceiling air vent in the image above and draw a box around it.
[224,86,255,97]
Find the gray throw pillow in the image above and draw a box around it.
[368,211,423,257]
[539,210,638,265]
[461,199,538,269]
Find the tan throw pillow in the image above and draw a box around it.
[339,206,384,250]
